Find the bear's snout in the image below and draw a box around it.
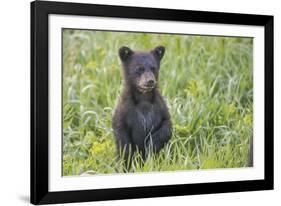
[146,79,155,87]
[138,72,156,92]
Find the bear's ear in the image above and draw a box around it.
[119,46,133,62]
[151,46,165,61]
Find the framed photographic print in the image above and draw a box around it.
[31,0,274,204]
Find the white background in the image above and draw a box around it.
[49,15,265,192]
[0,0,279,205]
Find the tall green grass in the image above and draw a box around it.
[62,29,253,176]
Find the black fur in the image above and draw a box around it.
[112,46,172,168]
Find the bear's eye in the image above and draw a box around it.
[136,66,144,73]
[151,66,156,71]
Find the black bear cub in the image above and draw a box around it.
[112,45,172,167]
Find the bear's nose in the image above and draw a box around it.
[147,79,155,87]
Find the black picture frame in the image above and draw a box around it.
[31,0,274,204]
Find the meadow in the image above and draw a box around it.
[62,29,253,176]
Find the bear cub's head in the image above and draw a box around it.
[119,46,165,93]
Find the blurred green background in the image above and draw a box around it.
[63,29,253,176]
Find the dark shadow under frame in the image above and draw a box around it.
[31,0,274,204]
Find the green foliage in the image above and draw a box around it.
[62,29,253,176]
